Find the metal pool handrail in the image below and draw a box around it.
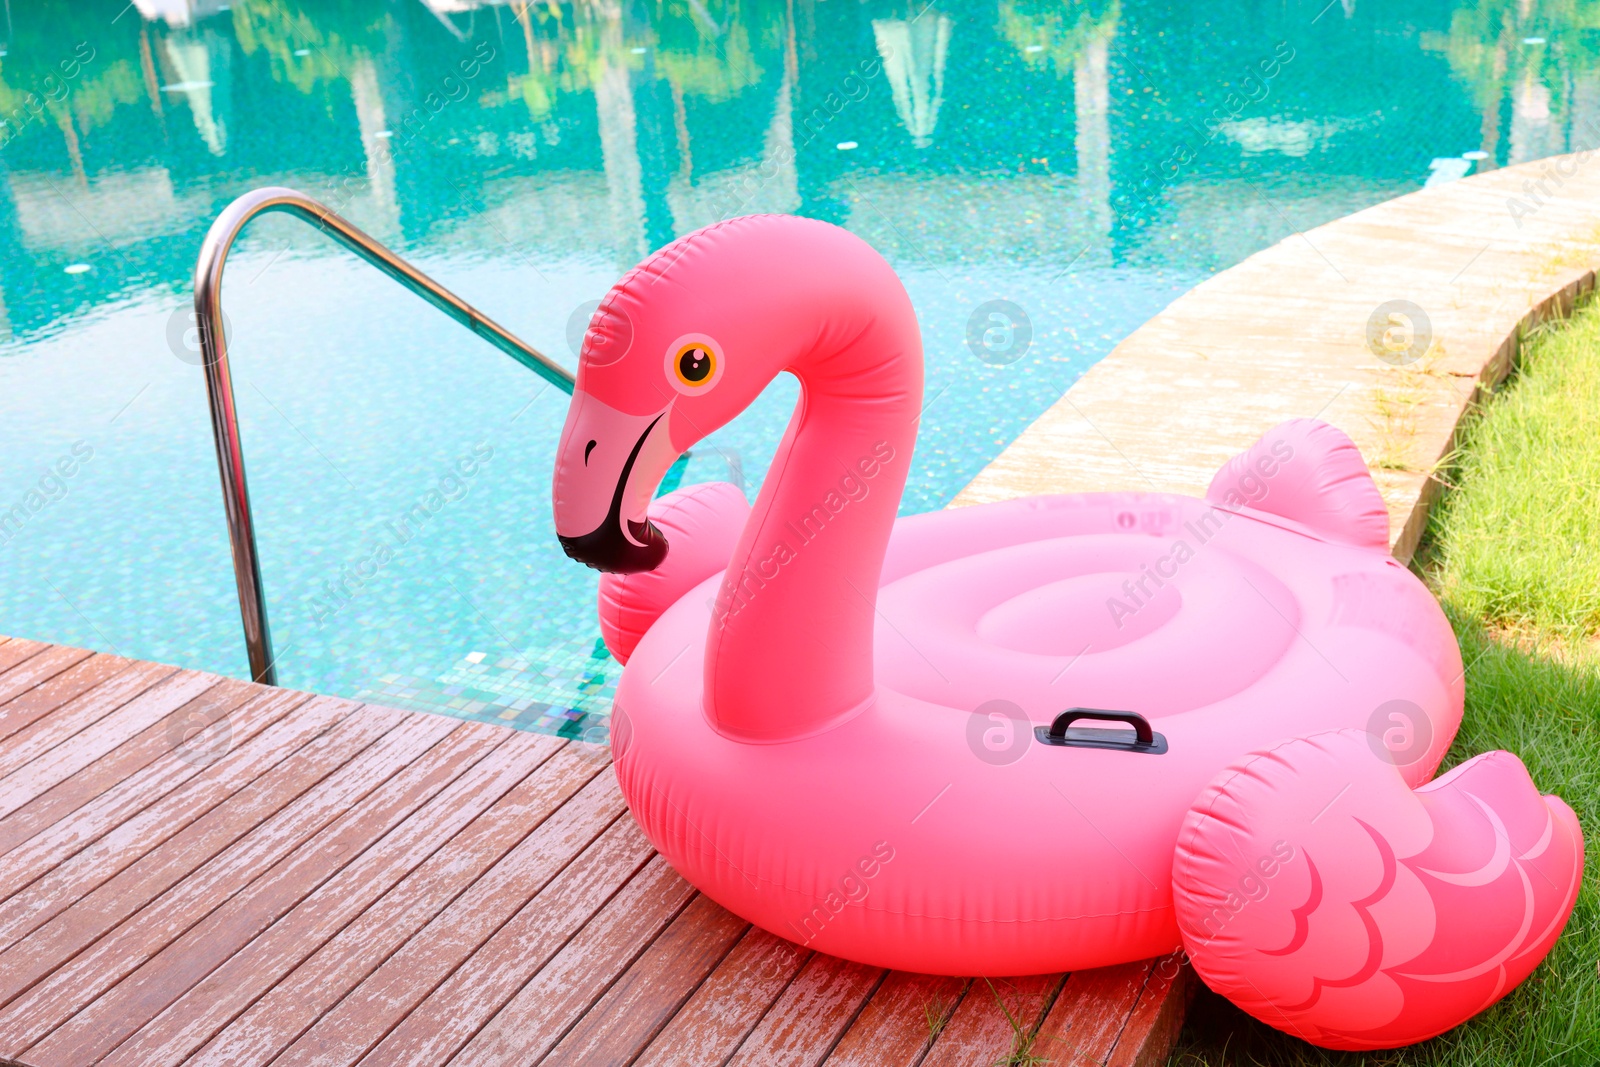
[194,186,575,686]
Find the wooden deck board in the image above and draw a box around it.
[0,706,433,1055]
[631,927,811,1067]
[36,722,510,1064]
[0,685,313,964]
[0,692,345,954]
[821,970,967,1067]
[0,639,1188,1066]
[103,733,563,1067]
[0,682,307,862]
[536,892,750,1066]
[446,855,699,1066]
[188,743,604,1066]
[723,953,886,1067]
[356,818,666,1066]
[920,974,1065,1067]
[0,650,122,743]
[0,642,70,702]
[0,703,397,1039]
[1034,960,1157,1064]
[0,696,377,975]
[274,771,632,1065]
[0,638,49,679]
[0,661,193,808]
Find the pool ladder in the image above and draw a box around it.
[193,187,575,686]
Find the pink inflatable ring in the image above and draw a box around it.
[551,216,1580,1045]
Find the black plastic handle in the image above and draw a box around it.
[1034,708,1168,754]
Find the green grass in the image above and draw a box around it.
[983,978,1050,1066]
[1428,304,1600,648]
[1169,300,1600,1066]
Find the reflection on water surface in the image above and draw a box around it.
[1,0,1594,730]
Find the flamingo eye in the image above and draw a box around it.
[676,345,714,385]
[664,334,723,394]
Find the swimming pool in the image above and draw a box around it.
[2,0,1593,738]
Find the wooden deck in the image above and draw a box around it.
[0,635,1190,1067]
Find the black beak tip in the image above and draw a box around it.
[558,520,669,574]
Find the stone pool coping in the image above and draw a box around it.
[954,151,1600,564]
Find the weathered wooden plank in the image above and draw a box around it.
[448,855,698,1067]
[102,731,563,1067]
[0,644,94,699]
[1032,960,1154,1066]
[0,708,445,1052]
[822,970,968,1067]
[920,974,1064,1067]
[32,721,508,1065]
[724,954,886,1067]
[0,704,418,1043]
[0,695,363,959]
[0,648,116,740]
[185,742,606,1067]
[539,893,750,1067]
[343,813,658,1067]
[0,685,309,871]
[0,640,52,689]
[0,657,169,758]
[0,666,215,819]
[0,672,253,841]
[267,768,633,1066]
[632,927,812,1067]
[1105,957,1194,1067]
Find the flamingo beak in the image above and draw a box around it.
[552,391,677,573]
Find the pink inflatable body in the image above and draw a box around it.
[551,215,1582,1046]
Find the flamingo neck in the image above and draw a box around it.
[702,323,921,743]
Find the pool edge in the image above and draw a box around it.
[952,151,1600,565]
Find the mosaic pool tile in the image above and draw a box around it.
[356,633,620,743]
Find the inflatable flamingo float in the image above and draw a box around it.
[551,215,1582,1049]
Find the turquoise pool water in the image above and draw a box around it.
[2,0,1594,738]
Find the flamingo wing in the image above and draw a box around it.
[1173,730,1583,1050]
[1207,420,1391,550]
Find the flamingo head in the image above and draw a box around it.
[551,218,809,573]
